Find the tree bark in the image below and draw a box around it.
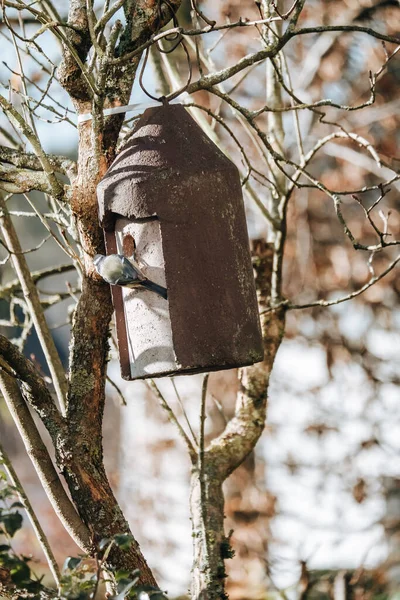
[190,471,227,600]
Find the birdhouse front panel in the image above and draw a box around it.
[106,218,178,379]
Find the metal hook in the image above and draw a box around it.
[190,0,216,27]
[138,0,192,104]
[138,37,192,104]
[165,38,192,102]
[138,45,161,102]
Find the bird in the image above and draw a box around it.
[93,253,168,300]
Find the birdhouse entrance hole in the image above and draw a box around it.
[122,233,136,257]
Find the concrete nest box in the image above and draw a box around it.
[97,103,263,380]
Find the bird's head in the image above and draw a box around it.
[93,254,105,268]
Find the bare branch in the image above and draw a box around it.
[0,98,65,200]
[0,146,77,179]
[147,380,197,462]
[0,335,63,432]
[171,378,197,447]
[269,254,400,312]
[293,25,400,45]
[187,42,287,93]
[0,195,68,413]
[199,373,209,473]
[0,361,92,552]
[57,0,93,100]
[0,165,55,194]
[94,0,125,35]
[0,263,75,299]
[186,19,399,94]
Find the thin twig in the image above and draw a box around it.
[171,378,198,447]
[106,375,127,406]
[147,380,197,461]
[197,373,210,567]
[199,374,209,471]
[261,254,400,313]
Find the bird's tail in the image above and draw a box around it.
[141,279,168,300]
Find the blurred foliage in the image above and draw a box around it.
[0,468,46,597]
[0,471,167,600]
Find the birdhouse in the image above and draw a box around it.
[97,103,263,380]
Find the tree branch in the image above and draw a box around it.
[147,380,197,462]
[263,253,400,312]
[0,195,68,414]
[0,98,65,200]
[0,334,64,433]
[120,0,182,50]
[0,361,92,552]
[0,264,75,299]
[187,42,287,93]
[0,165,56,195]
[292,25,400,45]
[186,19,399,95]
[0,146,77,180]
[57,0,92,101]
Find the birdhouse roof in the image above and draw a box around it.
[97,103,238,230]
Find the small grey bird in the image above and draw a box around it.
[93,253,168,300]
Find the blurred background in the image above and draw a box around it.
[0,0,400,598]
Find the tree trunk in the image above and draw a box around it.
[190,468,228,600]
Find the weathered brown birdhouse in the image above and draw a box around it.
[97,103,263,380]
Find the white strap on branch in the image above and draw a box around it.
[77,97,187,124]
